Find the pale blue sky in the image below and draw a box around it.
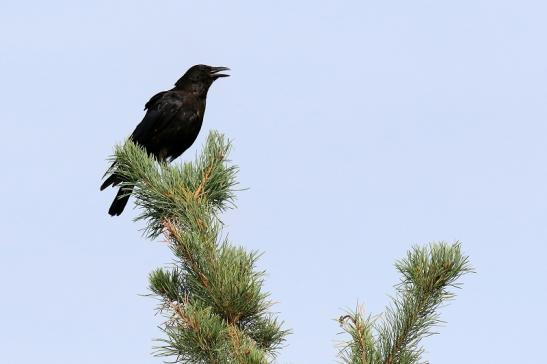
[2,1,546,363]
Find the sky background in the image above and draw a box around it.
[1,1,546,363]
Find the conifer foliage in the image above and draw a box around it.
[109,131,472,364]
[338,243,472,364]
[111,131,287,363]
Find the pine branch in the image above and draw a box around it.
[378,242,472,364]
[336,242,472,364]
[111,130,238,239]
[110,131,288,363]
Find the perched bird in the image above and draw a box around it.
[101,64,230,216]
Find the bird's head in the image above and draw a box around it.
[175,64,230,93]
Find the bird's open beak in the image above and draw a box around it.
[210,66,230,78]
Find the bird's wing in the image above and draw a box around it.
[131,91,184,144]
[144,91,167,110]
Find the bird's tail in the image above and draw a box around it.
[100,161,118,190]
[101,161,132,216]
[100,173,118,191]
[108,187,133,216]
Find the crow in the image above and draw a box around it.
[101,64,230,216]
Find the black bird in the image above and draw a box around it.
[101,64,230,216]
